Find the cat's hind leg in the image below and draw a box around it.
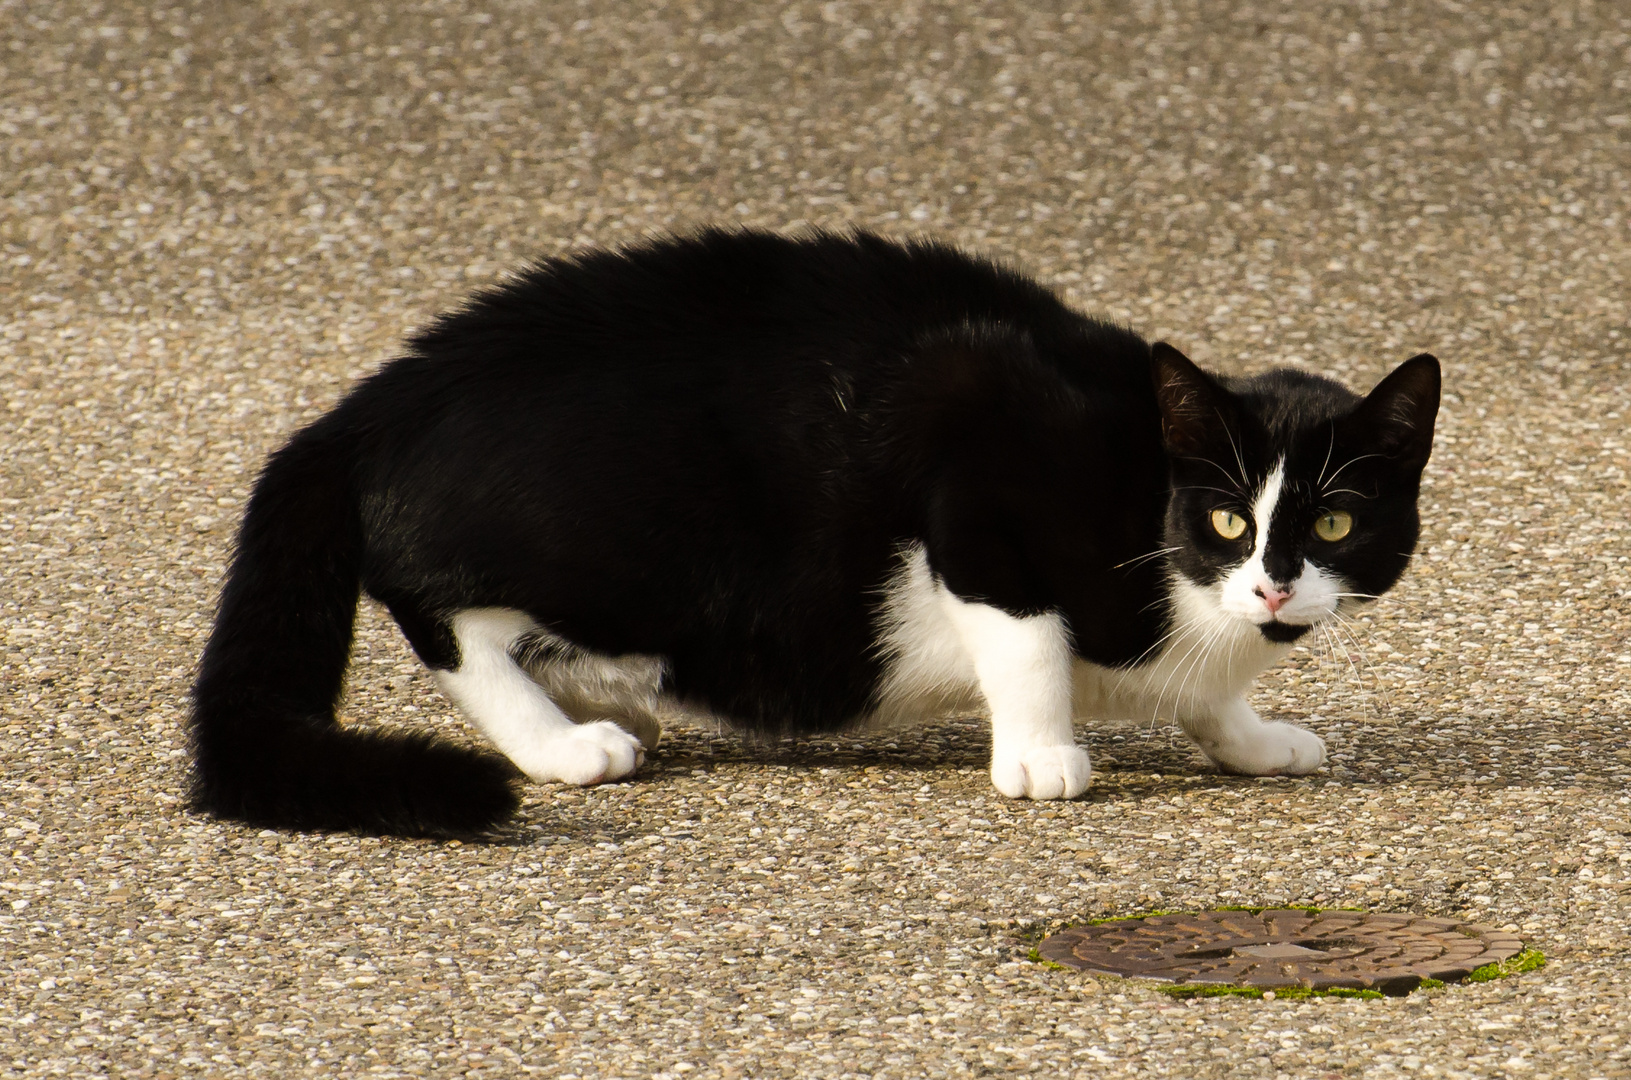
[435,608,645,786]
[514,631,665,754]
[1181,696,1325,776]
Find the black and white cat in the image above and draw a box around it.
[190,229,1439,837]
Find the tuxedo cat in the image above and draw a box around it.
[190,229,1439,837]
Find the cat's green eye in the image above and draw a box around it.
[1314,511,1353,542]
[1209,509,1248,540]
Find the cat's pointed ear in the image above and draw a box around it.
[1150,341,1235,457]
[1347,353,1441,471]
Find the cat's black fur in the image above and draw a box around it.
[190,228,1438,837]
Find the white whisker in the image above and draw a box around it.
[1113,546,1181,571]
[1115,622,1187,674]
[1172,628,1227,721]
[1217,413,1251,494]
[1322,452,1387,491]
[1171,485,1245,499]
[1329,611,1390,716]
[1180,454,1248,496]
[1152,610,1221,712]
[1333,592,1422,614]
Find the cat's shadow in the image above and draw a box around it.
[639,715,1210,777]
[495,718,1209,846]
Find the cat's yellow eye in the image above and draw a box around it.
[1313,511,1353,542]
[1210,509,1248,540]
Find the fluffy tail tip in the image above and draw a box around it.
[189,724,523,839]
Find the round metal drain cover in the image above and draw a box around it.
[1038,909,1525,995]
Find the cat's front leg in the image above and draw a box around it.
[941,597,1091,800]
[1182,696,1325,776]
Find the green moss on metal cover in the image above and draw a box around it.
[1467,949,1546,983]
[1157,984,1385,1001]
[1026,947,1067,972]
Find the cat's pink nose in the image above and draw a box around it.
[1255,585,1292,614]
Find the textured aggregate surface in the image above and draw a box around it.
[3,1,1630,1076]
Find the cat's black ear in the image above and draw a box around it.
[1150,341,1236,458]
[1347,353,1441,471]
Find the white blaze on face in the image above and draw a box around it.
[1217,459,1342,627]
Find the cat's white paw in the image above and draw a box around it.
[1206,722,1325,777]
[991,743,1092,800]
[515,720,645,786]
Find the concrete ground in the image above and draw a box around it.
[3,1,1629,1076]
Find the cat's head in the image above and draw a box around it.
[1150,343,1440,643]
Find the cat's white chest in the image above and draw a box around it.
[1074,578,1290,721]
[869,546,1289,727]
[865,545,986,725]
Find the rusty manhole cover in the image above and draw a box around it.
[1038,909,1525,995]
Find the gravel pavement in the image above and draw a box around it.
[3,2,1630,1076]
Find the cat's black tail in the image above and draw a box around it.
[188,418,520,838]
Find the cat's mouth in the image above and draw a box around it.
[1259,620,1313,644]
